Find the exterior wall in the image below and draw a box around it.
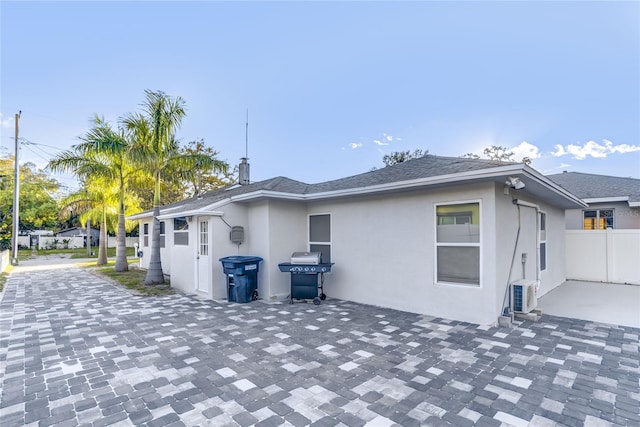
[566,230,640,285]
[211,203,250,299]
[265,200,308,299]
[133,182,571,325]
[306,183,500,325]
[168,218,195,294]
[565,202,640,230]
[138,219,172,275]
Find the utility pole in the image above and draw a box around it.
[11,111,21,265]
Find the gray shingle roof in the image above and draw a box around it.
[132,155,523,218]
[547,172,640,204]
[307,155,515,193]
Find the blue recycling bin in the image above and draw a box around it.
[219,256,263,303]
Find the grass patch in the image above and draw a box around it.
[0,270,9,292]
[93,266,174,296]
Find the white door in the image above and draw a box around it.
[196,219,210,293]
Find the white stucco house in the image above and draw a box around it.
[129,155,586,325]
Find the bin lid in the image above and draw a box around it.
[219,256,263,264]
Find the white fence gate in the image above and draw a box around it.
[565,230,640,285]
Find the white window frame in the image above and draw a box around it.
[159,221,166,248]
[143,223,149,247]
[539,211,547,272]
[309,213,331,263]
[434,200,482,287]
[173,217,189,246]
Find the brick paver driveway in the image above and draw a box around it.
[1,264,639,427]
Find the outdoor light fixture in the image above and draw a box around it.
[506,176,525,190]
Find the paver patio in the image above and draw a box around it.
[0,264,638,426]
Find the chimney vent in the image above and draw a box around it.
[239,158,250,185]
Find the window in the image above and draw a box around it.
[539,212,546,271]
[143,223,149,247]
[199,221,208,256]
[309,214,331,263]
[436,202,480,286]
[159,221,165,248]
[174,217,189,246]
[583,209,614,230]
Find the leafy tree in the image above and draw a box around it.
[482,145,514,162]
[180,138,232,198]
[382,149,428,167]
[123,90,225,285]
[49,116,141,270]
[0,156,60,250]
[460,153,480,159]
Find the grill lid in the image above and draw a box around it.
[290,251,321,265]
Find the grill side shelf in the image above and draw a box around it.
[278,263,334,273]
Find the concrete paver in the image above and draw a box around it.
[1,264,639,426]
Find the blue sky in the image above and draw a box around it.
[1,1,638,192]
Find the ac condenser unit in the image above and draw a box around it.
[512,280,537,313]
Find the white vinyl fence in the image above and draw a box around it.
[107,236,138,248]
[565,230,640,285]
[39,236,85,250]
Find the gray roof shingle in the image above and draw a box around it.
[547,172,640,204]
[133,155,523,218]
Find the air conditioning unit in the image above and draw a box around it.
[512,280,537,313]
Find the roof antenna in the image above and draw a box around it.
[239,109,250,185]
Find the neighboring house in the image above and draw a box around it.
[129,155,585,325]
[547,172,640,285]
[547,172,640,230]
[57,226,101,240]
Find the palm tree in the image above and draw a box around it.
[58,182,114,265]
[48,116,140,271]
[123,89,225,285]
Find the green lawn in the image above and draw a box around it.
[93,266,174,296]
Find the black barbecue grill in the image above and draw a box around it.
[278,252,334,305]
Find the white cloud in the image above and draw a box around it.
[350,142,363,149]
[551,139,640,160]
[373,139,389,146]
[0,113,14,129]
[511,140,541,160]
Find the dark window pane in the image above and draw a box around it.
[174,217,189,231]
[160,235,165,248]
[310,214,330,242]
[174,232,188,246]
[310,244,331,263]
[540,243,546,271]
[143,223,149,235]
[160,221,165,235]
[436,246,480,285]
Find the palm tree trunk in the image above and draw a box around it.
[144,205,164,285]
[115,184,128,272]
[86,218,92,257]
[114,212,128,272]
[97,207,108,266]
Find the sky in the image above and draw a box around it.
[1,1,639,193]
